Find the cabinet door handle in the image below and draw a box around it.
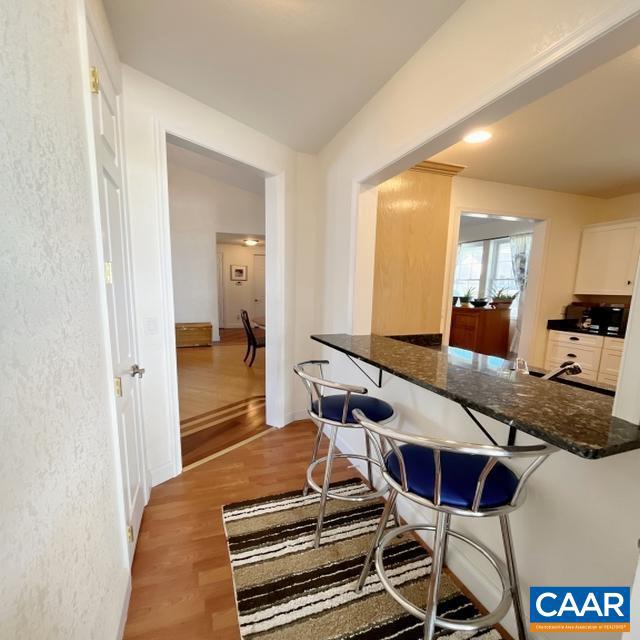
[567,353,577,358]
[627,280,632,285]
[569,336,579,341]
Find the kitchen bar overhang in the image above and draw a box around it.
[311,333,640,459]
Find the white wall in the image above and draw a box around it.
[122,66,319,483]
[168,161,264,337]
[218,244,265,328]
[312,3,640,638]
[1,0,128,637]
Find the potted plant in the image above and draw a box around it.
[491,288,517,309]
[458,288,475,307]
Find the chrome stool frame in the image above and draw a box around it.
[352,408,557,640]
[294,360,397,548]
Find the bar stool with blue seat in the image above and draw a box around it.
[293,360,397,548]
[352,408,557,640]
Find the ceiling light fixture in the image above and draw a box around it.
[463,129,492,144]
[244,239,259,246]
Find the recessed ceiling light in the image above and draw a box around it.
[244,239,259,246]
[463,130,492,144]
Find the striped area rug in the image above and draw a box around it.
[223,479,506,640]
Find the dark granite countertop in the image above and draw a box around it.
[311,333,640,459]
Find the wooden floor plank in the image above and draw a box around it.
[124,422,352,640]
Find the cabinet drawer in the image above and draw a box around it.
[546,341,601,369]
[548,330,603,348]
[545,357,598,382]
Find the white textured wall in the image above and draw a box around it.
[0,1,128,638]
[168,162,264,334]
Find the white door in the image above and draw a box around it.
[88,30,146,562]
[252,253,266,319]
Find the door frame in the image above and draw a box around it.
[154,127,285,476]
[251,252,266,319]
[77,5,150,566]
[441,206,548,363]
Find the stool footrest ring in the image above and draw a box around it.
[306,454,388,501]
[374,523,513,632]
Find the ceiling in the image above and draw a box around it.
[104,0,463,152]
[167,135,266,195]
[217,232,265,247]
[431,46,640,199]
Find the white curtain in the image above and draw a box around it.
[509,233,532,355]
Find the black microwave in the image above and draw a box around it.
[565,303,629,337]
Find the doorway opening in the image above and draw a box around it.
[449,213,538,358]
[165,135,269,469]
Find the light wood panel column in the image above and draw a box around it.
[371,161,463,336]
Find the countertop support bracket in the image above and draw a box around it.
[461,404,499,446]
[346,355,383,388]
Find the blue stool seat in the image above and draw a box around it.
[386,444,518,509]
[312,394,394,424]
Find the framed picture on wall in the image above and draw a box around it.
[230,265,248,281]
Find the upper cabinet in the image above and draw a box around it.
[574,220,640,295]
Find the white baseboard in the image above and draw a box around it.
[150,461,177,487]
[332,430,550,640]
[116,572,132,640]
[284,409,309,425]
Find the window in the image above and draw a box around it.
[453,236,525,318]
[452,241,484,298]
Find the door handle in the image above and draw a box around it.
[569,337,579,341]
[130,364,146,378]
[566,353,577,358]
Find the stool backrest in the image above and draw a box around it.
[353,408,557,513]
[294,360,367,424]
[240,309,257,346]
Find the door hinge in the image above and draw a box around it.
[104,261,113,285]
[90,66,100,94]
[126,525,134,543]
[114,376,122,397]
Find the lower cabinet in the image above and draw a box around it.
[450,307,510,357]
[544,330,624,386]
[175,322,213,347]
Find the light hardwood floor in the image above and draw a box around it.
[177,329,267,467]
[176,330,265,422]
[124,422,352,640]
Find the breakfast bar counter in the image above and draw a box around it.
[311,333,640,459]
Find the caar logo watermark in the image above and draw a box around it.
[530,587,630,633]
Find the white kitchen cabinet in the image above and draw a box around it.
[574,220,640,295]
[597,337,625,385]
[545,330,624,387]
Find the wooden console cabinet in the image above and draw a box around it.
[175,322,212,347]
[449,307,510,357]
